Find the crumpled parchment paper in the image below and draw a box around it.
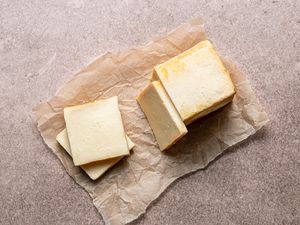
[33,18,269,225]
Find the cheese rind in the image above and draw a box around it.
[56,129,134,180]
[152,40,235,124]
[64,96,129,166]
[137,81,187,151]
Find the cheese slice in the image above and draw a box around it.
[152,40,235,124]
[56,129,134,180]
[64,96,129,166]
[137,81,187,151]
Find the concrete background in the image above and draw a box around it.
[0,0,299,224]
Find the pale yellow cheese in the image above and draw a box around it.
[64,96,129,166]
[56,129,134,180]
[137,81,187,151]
[152,40,235,124]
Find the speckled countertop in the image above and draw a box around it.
[0,0,299,224]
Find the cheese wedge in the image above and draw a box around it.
[152,40,235,124]
[56,129,134,180]
[64,96,129,166]
[137,81,187,151]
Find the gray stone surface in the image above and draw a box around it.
[0,0,299,224]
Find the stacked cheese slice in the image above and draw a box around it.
[56,96,134,180]
[138,40,235,151]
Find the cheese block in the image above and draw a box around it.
[56,129,134,180]
[64,96,129,166]
[152,40,235,124]
[137,81,187,151]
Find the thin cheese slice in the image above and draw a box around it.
[137,81,187,151]
[56,129,134,180]
[152,40,235,124]
[64,96,129,166]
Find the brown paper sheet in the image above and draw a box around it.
[33,18,269,225]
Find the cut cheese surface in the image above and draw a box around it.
[56,128,134,180]
[137,81,187,151]
[64,96,129,166]
[152,40,235,124]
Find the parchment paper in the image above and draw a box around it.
[33,18,269,225]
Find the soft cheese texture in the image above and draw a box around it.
[152,40,235,124]
[56,129,134,180]
[64,96,129,166]
[137,81,187,151]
